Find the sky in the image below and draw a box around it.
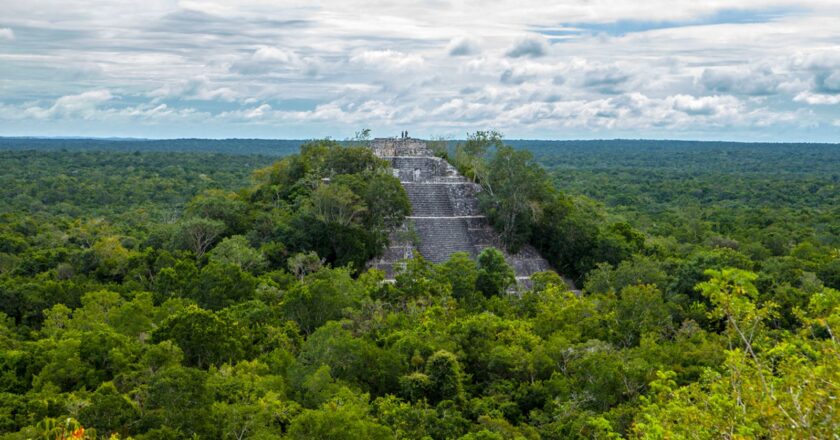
[0,0,839,141]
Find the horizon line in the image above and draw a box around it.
[1,135,838,146]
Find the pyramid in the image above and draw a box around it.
[367,136,552,283]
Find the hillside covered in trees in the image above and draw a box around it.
[0,137,838,439]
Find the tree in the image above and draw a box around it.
[286,392,393,440]
[394,252,449,302]
[193,261,257,310]
[185,189,249,234]
[481,146,550,251]
[208,235,266,273]
[308,184,366,228]
[697,269,773,360]
[176,217,226,260]
[476,248,515,297]
[154,259,199,303]
[78,382,138,436]
[437,252,479,302]
[362,174,411,230]
[280,267,364,334]
[143,366,213,437]
[632,273,840,438]
[297,321,402,396]
[610,285,672,347]
[398,372,431,402]
[151,305,243,368]
[424,350,465,403]
[584,255,669,295]
[352,128,372,147]
[427,136,450,159]
[532,195,600,282]
[287,251,324,280]
[454,130,504,183]
[90,235,132,280]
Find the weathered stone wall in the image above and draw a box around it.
[368,137,553,284]
[370,137,430,157]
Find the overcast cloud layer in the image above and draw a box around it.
[1,0,839,140]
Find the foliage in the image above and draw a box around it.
[0,137,838,439]
[475,248,516,297]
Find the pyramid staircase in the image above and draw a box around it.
[367,137,553,284]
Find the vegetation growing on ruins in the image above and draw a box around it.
[454,131,646,282]
[0,136,838,439]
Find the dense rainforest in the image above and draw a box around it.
[0,136,838,439]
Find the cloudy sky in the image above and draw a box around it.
[1,0,839,141]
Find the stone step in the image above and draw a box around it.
[387,155,466,183]
[403,182,455,217]
[369,244,415,279]
[410,217,476,263]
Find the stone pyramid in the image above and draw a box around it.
[367,136,552,283]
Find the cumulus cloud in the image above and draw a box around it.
[230,47,321,76]
[793,92,840,105]
[583,66,631,94]
[21,90,113,119]
[111,103,208,123]
[790,49,840,102]
[447,37,479,56]
[148,77,238,102]
[500,68,534,85]
[0,28,13,41]
[669,94,740,116]
[233,47,298,73]
[218,104,274,122]
[699,67,782,96]
[791,49,840,71]
[350,50,423,71]
[505,37,547,58]
[814,70,840,94]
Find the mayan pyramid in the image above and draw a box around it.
[367,136,552,283]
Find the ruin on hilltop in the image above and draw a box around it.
[367,135,553,284]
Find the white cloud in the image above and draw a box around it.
[788,48,840,100]
[669,94,740,116]
[1,96,210,125]
[447,37,480,56]
[699,66,782,96]
[218,104,274,122]
[793,92,840,105]
[1,1,839,138]
[791,49,840,71]
[20,90,113,119]
[148,77,239,102]
[230,46,322,76]
[582,64,632,94]
[108,103,208,123]
[505,37,548,58]
[252,47,297,64]
[350,50,423,71]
